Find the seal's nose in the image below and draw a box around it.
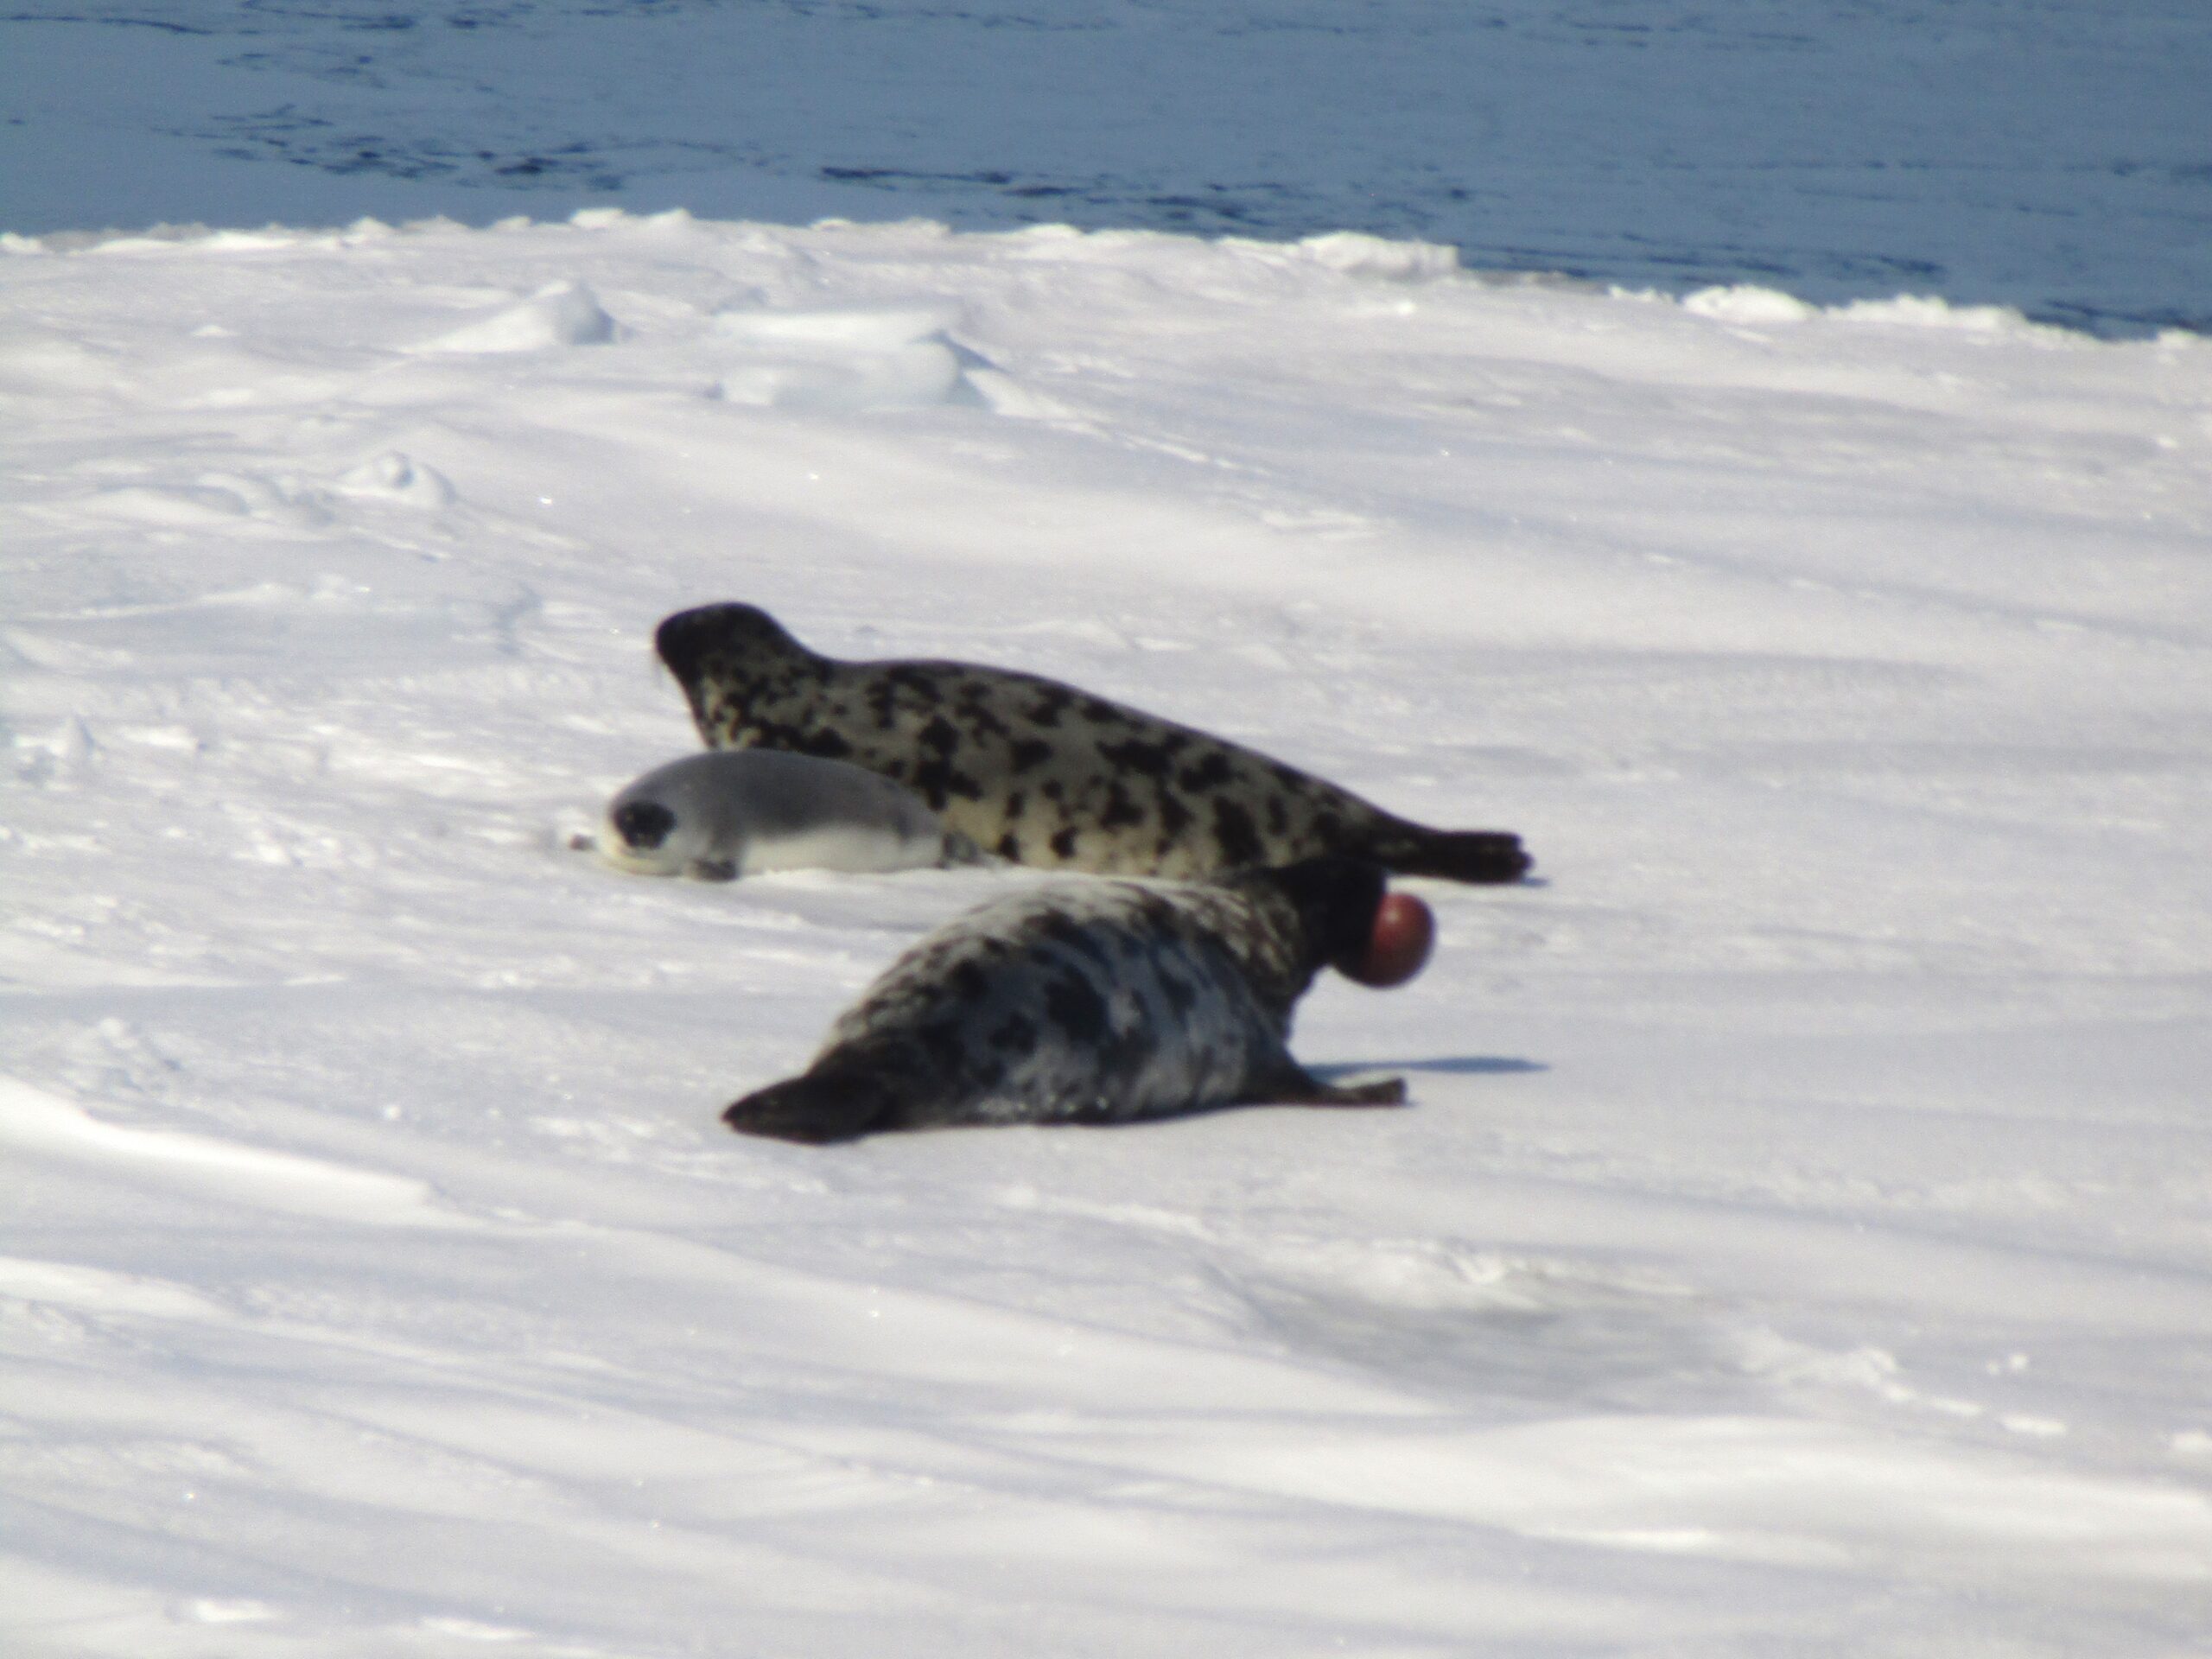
[613,799,677,850]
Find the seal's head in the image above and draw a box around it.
[655,604,830,746]
[656,603,816,685]
[594,787,702,878]
[610,798,678,853]
[1230,857,1434,991]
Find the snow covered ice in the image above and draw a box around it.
[3,210,2210,1655]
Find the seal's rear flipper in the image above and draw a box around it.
[724,1071,897,1144]
[1382,827,1530,885]
[1260,1065,1408,1109]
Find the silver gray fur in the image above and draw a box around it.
[595,750,977,880]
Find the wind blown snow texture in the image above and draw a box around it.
[3,213,2211,1656]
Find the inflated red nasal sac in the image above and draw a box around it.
[1338,891,1434,988]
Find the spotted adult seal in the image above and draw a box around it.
[656,603,1529,884]
[589,750,980,880]
[723,856,1432,1143]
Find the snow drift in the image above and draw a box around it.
[3,211,2209,1656]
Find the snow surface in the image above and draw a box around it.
[3,211,2211,1656]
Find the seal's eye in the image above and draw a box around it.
[613,799,678,849]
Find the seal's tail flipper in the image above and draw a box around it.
[724,1071,897,1144]
[1376,825,1531,885]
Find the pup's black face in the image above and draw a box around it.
[613,799,678,850]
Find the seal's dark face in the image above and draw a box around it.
[654,603,812,689]
[656,603,830,746]
[613,799,678,851]
[1237,856,1389,978]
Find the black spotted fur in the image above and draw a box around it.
[724,859,1409,1143]
[656,603,1529,884]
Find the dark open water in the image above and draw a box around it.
[3,1,2206,336]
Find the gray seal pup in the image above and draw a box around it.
[591,750,980,881]
[655,603,1529,884]
[723,856,1435,1143]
